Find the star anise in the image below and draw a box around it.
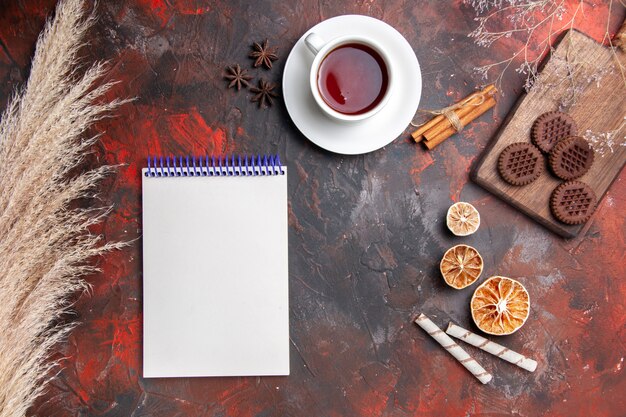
[250,79,279,108]
[224,64,253,90]
[249,39,278,69]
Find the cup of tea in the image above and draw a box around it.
[304,33,394,122]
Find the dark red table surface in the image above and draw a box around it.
[1,1,625,416]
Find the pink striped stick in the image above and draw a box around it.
[415,313,492,384]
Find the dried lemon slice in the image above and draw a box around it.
[446,202,480,236]
[471,276,530,336]
[440,244,483,289]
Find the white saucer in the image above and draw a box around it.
[283,15,421,155]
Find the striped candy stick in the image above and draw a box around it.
[415,313,493,384]
[446,323,537,372]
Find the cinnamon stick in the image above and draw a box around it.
[424,96,496,150]
[422,102,480,142]
[411,84,496,143]
[411,114,445,142]
[423,85,495,141]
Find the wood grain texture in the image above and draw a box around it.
[472,28,626,238]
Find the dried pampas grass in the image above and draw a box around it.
[0,0,127,415]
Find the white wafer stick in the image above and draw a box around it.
[415,313,492,384]
[446,323,537,372]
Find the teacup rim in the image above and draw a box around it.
[309,34,395,123]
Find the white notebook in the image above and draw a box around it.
[141,155,289,378]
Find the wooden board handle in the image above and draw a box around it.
[616,18,626,51]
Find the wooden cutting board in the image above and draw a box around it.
[472,22,626,238]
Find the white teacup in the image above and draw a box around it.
[304,33,394,122]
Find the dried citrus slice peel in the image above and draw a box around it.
[440,244,483,289]
[446,202,480,236]
[471,276,530,336]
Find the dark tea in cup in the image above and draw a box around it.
[316,43,389,116]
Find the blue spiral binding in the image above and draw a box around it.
[145,154,285,177]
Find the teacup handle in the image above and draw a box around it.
[304,33,325,55]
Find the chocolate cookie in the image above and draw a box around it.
[498,142,543,186]
[550,181,597,225]
[549,136,594,180]
[531,111,577,153]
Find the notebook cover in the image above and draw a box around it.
[141,167,289,377]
